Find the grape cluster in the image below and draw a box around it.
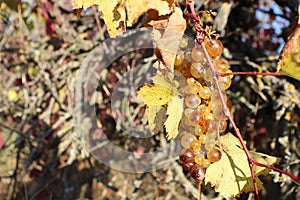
[175,37,232,181]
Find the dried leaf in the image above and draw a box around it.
[164,96,183,139]
[205,133,278,198]
[71,0,176,37]
[152,7,186,71]
[71,0,124,37]
[126,0,175,26]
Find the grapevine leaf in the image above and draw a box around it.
[152,7,186,71]
[137,84,174,107]
[205,133,278,198]
[126,0,175,26]
[152,72,177,92]
[164,96,183,140]
[145,105,166,134]
[71,0,176,37]
[138,73,181,137]
[277,7,300,81]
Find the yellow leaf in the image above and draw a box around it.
[164,96,183,139]
[277,7,300,81]
[138,72,181,137]
[126,0,175,26]
[71,0,126,37]
[71,0,95,9]
[71,0,176,37]
[152,7,186,71]
[137,72,178,107]
[138,84,175,107]
[205,133,278,198]
[145,105,166,134]
[152,73,177,92]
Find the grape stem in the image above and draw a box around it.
[218,71,284,77]
[185,1,300,200]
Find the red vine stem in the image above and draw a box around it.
[185,1,300,199]
[218,71,284,77]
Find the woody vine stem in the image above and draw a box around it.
[185,0,300,199]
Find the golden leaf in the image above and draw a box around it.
[71,0,177,37]
[137,84,175,107]
[138,72,181,137]
[71,0,126,37]
[205,133,278,198]
[164,96,183,140]
[277,6,300,81]
[126,0,175,26]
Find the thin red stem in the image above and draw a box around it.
[218,71,283,77]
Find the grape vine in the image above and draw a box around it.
[177,1,300,199]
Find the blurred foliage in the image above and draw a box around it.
[0,0,299,199]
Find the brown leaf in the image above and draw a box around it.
[152,7,186,71]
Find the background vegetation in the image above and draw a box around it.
[0,0,299,199]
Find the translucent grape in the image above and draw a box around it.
[202,68,213,82]
[183,85,193,95]
[208,100,222,113]
[202,159,211,168]
[198,86,211,99]
[181,133,197,148]
[204,38,224,58]
[190,139,202,152]
[176,60,191,77]
[187,110,201,126]
[219,75,232,90]
[219,120,227,132]
[206,131,217,140]
[185,94,201,108]
[179,37,188,49]
[191,47,206,62]
[198,134,207,144]
[211,90,227,102]
[190,62,204,79]
[187,78,201,94]
[207,148,222,162]
[194,154,205,165]
[207,120,218,131]
[199,105,211,118]
[195,125,205,136]
[174,51,185,66]
[184,52,192,63]
[214,58,229,72]
[204,140,216,151]
[184,108,195,118]
[190,164,206,181]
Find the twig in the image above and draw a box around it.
[92,6,105,40]
[218,71,284,77]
